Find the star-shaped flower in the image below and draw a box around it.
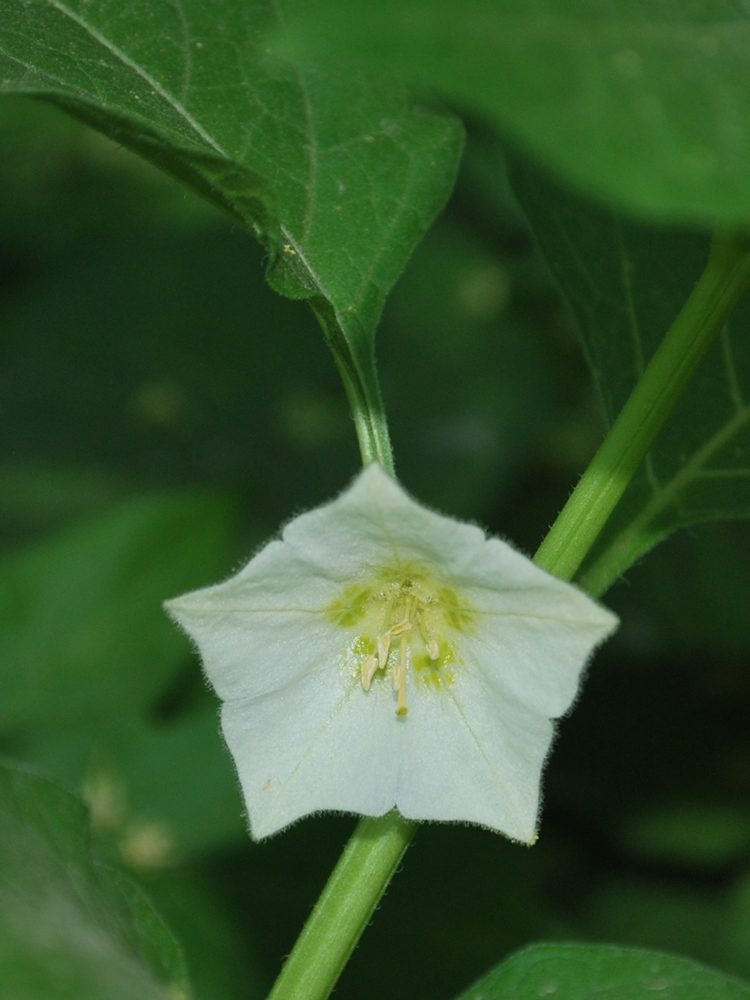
[166,465,617,842]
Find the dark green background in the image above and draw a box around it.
[2,97,750,999]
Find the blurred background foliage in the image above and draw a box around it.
[2,95,750,1000]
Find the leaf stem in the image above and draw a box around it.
[266,812,417,1000]
[533,229,750,584]
[333,355,395,475]
[313,303,395,475]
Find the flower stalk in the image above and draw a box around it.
[266,812,417,1000]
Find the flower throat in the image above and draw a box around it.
[326,565,475,716]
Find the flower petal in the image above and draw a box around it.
[222,668,405,839]
[282,463,488,577]
[393,665,549,842]
[461,592,617,718]
[165,598,344,703]
[167,538,340,612]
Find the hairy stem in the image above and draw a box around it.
[333,355,395,474]
[314,302,395,475]
[266,812,416,1000]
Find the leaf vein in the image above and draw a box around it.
[43,0,226,155]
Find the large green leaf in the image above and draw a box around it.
[0,761,188,999]
[0,492,232,728]
[281,0,750,226]
[0,492,246,858]
[0,0,463,438]
[458,943,750,1000]
[12,704,247,863]
[510,159,750,593]
[143,870,266,1000]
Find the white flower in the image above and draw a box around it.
[165,464,617,842]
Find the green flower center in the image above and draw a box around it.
[326,564,475,716]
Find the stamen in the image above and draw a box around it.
[392,650,402,690]
[360,654,378,691]
[396,634,408,716]
[352,573,458,712]
[389,618,412,637]
[377,632,391,669]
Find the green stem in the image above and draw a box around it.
[334,357,395,475]
[267,308,401,1000]
[534,229,750,584]
[266,812,417,1000]
[578,400,750,597]
[313,303,395,475]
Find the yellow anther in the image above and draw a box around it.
[389,618,412,637]
[344,565,467,714]
[360,654,378,692]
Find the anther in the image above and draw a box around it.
[389,619,412,637]
[377,632,391,669]
[360,654,378,691]
[426,638,440,660]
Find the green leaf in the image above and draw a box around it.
[621,801,750,869]
[281,0,750,226]
[11,704,246,863]
[510,159,750,592]
[0,760,189,999]
[458,943,750,1000]
[0,0,463,463]
[112,708,247,860]
[0,492,247,858]
[143,870,267,1000]
[610,520,750,651]
[0,492,233,729]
